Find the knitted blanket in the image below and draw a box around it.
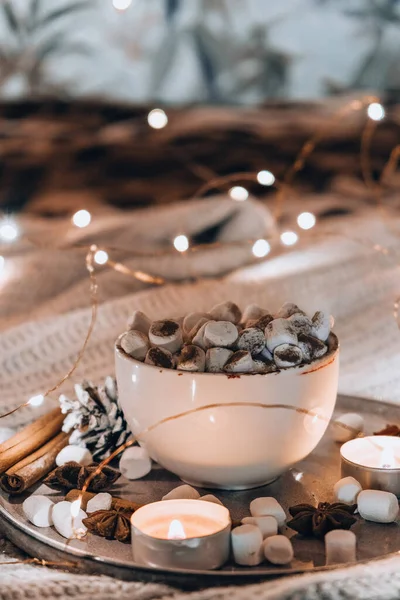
[1,195,400,599]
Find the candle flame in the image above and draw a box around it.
[168,519,186,540]
[380,446,395,469]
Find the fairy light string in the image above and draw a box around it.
[0,93,399,425]
[0,93,398,568]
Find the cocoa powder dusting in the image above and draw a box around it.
[152,320,179,337]
[148,347,173,368]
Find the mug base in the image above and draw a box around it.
[181,476,279,491]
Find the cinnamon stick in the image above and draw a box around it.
[0,432,69,495]
[65,489,143,512]
[0,407,65,474]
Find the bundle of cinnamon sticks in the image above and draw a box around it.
[0,407,69,495]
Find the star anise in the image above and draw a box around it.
[374,424,400,437]
[287,502,357,538]
[44,461,120,492]
[83,508,133,542]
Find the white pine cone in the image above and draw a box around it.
[59,376,131,460]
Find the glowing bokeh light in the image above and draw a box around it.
[72,209,91,228]
[367,103,385,121]
[29,394,44,407]
[229,186,249,201]
[297,211,316,230]
[112,0,132,10]
[257,170,275,186]
[173,234,189,252]
[94,250,109,265]
[252,239,271,258]
[280,231,298,246]
[0,219,19,242]
[147,108,168,129]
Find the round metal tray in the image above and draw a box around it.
[1,394,400,589]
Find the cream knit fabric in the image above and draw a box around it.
[1,197,400,598]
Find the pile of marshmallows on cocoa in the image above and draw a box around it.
[119,301,333,374]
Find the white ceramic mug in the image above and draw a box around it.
[115,333,339,490]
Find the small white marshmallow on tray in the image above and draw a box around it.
[325,530,356,565]
[52,501,87,539]
[162,485,200,501]
[87,493,112,513]
[332,413,364,442]
[120,301,334,374]
[334,477,362,505]
[231,524,264,566]
[357,490,399,523]
[250,497,286,527]
[119,446,152,480]
[242,516,278,539]
[56,445,93,467]
[263,535,294,565]
[23,495,54,527]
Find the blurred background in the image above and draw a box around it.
[0,0,400,441]
[1,0,400,103]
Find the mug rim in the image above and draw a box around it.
[115,332,339,378]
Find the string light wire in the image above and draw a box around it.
[0,94,399,428]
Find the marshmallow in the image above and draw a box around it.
[277,302,305,318]
[177,344,206,372]
[297,333,327,362]
[120,330,150,361]
[201,494,223,505]
[145,347,174,369]
[231,524,263,566]
[242,304,269,324]
[204,321,238,348]
[224,350,254,373]
[162,485,200,501]
[149,320,183,353]
[127,310,151,334]
[192,321,212,350]
[332,413,364,443]
[119,446,152,480]
[274,344,303,368]
[357,490,399,523]
[334,477,362,505]
[242,516,278,539]
[250,497,286,527]
[287,313,313,335]
[52,501,87,539]
[250,314,274,331]
[255,346,274,362]
[86,493,112,513]
[263,535,293,565]
[56,445,93,467]
[237,328,266,356]
[205,347,233,372]
[183,312,211,335]
[312,311,331,341]
[186,317,210,342]
[252,359,274,374]
[209,301,242,324]
[325,530,356,565]
[265,319,298,352]
[23,495,54,528]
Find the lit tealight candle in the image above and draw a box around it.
[131,499,231,570]
[341,436,400,496]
